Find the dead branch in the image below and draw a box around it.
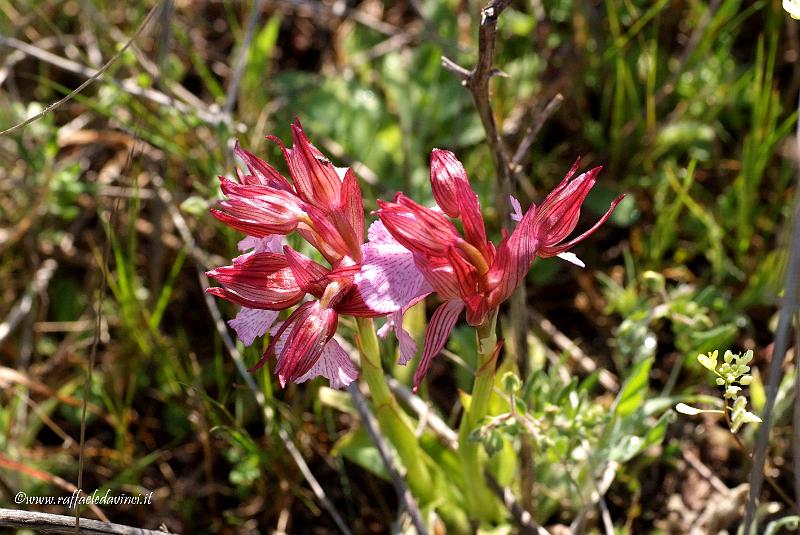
[441,0,512,219]
[0,508,175,535]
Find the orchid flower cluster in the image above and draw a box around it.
[207,120,623,392]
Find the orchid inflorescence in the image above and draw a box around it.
[207,120,623,391]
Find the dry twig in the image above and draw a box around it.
[0,35,224,127]
[743,77,800,530]
[348,383,428,535]
[528,308,619,392]
[509,94,564,177]
[150,172,353,535]
[441,0,512,218]
[483,471,550,535]
[0,2,162,136]
[0,259,57,344]
[0,508,175,535]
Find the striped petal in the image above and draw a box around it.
[414,299,465,392]
[295,338,359,389]
[354,221,432,314]
[206,253,304,310]
[228,307,278,346]
[430,148,468,218]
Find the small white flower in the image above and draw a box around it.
[785,0,800,19]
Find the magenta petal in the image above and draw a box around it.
[414,254,461,301]
[294,338,358,389]
[354,221,432,313]
[376,195,461,257]
[430,149,468,218]
[288,120,342,209]
[454,178,490,259]
[233,140,293,191]
[486,202,539,309]
[339,168,365,253]
[270,302,338,386]
[413,299,465,392]
[206,253,304,310]
[283,245,330,297]
[228,307,278,346]
[538,193,625,257]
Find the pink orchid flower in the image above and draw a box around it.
[370,149,624,391]
[207,120,385,389]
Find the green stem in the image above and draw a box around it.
[355,317,433,501]
[458,312,503,523]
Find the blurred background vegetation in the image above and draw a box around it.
[0,0,798,532]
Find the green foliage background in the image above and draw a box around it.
[0,0,797,532]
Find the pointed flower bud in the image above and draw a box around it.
[533,162,624,258]
[211,179,308,237]
[205,253,305,310]
[430,148,468,218]
[250,301,339,386]
[376,194,462,257]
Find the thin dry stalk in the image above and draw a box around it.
[743,88,800,528]
[0,2,162,136]
[0,508,175,535]
[509,94,564,178]
[151,172,353,535]
[348,383,428,535]
[529,308,620,392]
[0,259,57,344]
[483,471,550,535]
[223,0,266,118]
[0,34,224,126]
[441,0,512,218]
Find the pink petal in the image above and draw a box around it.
[366,220,395,244]
[228,307,279,346]
[509,196,523,222]
[233,140,293,191]
[486,202,539,309]
[413,299,465,392]
[395,318,418,366]
[454,178,490,261]
[237,235,283,254]
[430,149,468,218]
[206,253,305,310]
[294,338,359,389]
[354,226,432,313]
[377,310,418,366]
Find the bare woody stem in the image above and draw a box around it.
[442,0,512,221]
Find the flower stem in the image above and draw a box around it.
[458,312,503,523]
[355,317,433,502]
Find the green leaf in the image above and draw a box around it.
[609,411,671,462]
[614,357,653,418]
[331,427,389,480]
[317,387,356,414]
